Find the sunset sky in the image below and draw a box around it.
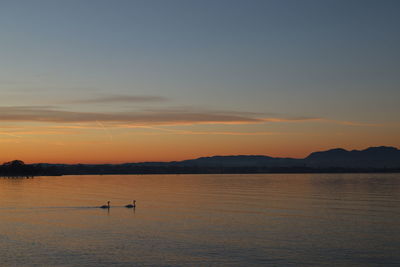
[1,0,399,163]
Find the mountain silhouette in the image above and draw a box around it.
[305,146,400,168]
[175,146,400,169]
[2,146,399,176]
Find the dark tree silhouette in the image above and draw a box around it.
[0,160,39,177]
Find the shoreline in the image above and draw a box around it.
[3,170,399,178]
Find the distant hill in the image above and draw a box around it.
[178,155,301,167]
[3,146,400,176]
[305,146,400,168]
[173,146,400,170]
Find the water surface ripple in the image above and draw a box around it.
[0,173,399,266]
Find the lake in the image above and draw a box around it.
[0,173,399,266]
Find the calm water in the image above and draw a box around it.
[0,173,399,266]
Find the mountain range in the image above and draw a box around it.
[22,146,400,175]
[174,146,400,169]
[2,146,400,176]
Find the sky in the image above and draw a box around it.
[0,0,399,163]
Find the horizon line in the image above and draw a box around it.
[6,145,398,165]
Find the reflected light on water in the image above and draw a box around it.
[0,173,399,266]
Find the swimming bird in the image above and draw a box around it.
[100,201,110,209]
[125,200,136,208]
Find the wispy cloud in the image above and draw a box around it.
[261,117,381,127]
[0,132,21,138]
[0,106,262,125]
[132,127,291,136]
[0,106,380,128]
[66,95,168,104]
[325,120,381,127]
[261,117,322,123]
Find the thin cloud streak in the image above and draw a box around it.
[0,106,380,128]
[261,117,381,127]
[0,132,21,138]
[0,129,78,136]
[0,106,262,125]
[326,120,381,127]
[96,120,114,142]
[66,95,168,104]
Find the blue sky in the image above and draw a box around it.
[0,0,399,162]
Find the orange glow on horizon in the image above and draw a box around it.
[1,120,399,164]
[1,133,399,164]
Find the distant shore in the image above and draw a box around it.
[2,166,400,177]
[2,146,400,177]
